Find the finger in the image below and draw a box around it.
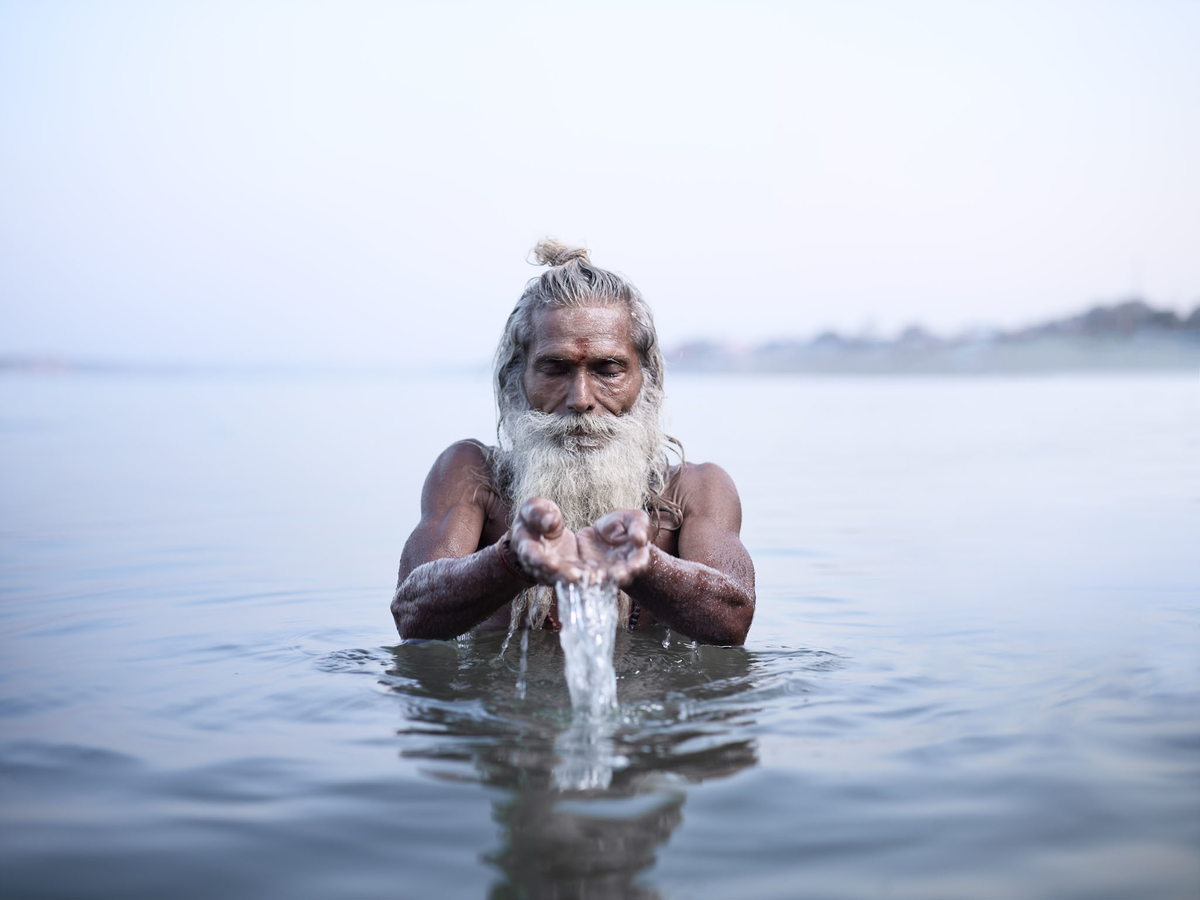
[597,509,650,545]
[594,515,628,545]
[595,509,626,529]
[624,510,651,544]
[520,498,564,539]
[612,547,650,585]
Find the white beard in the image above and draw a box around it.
[495,391,666,629]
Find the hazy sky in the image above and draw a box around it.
[2,0,1198,365]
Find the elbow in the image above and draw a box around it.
[696,624,748,647]
[392,582,451,641]
[391,589,417,640]
[687,595,754,647]
[721,591,755,647]
[396,595,415,638]
[725,621,751,647]
[717,618,751,647]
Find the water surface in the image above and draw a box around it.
[1,371,1197,898]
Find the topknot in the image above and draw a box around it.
[496,237,670,449]
[531,238,591,268]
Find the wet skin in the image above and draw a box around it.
[391,305,756,645]
[511,306,651,586]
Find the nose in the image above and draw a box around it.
[565,371,595,413]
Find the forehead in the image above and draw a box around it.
[527,305,637,359]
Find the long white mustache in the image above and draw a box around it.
[498,401,662,532]
[495,393,666,628]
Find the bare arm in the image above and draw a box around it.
[391,444,593,640]
[580,463,755,645]
[628,546,755,646]
[391,442,532,640]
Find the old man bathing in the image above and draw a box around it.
[391,240,755,645]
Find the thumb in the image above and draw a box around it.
[520,497,563,539]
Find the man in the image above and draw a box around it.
[391,240,755,645]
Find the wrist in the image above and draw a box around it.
[623,543,658,591]
[496,533,535,586]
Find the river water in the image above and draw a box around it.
[1,370,1197,898]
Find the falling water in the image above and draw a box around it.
[499,615,517,657]
[515,628,529,700]
[551,575,621,789]
[555,576,619,716]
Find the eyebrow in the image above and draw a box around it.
[532,351,630,364]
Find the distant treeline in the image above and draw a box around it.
[668,299,1200,374]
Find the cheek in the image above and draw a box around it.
[616,370,644,410]
[521,368,544,400]
[632,369,644,397]
[521,370,560,411]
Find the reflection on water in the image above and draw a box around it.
[2,373,1197,898]
[382,629,773,897]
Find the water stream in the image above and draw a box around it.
[554,576,619,717]
[551,577,622,789]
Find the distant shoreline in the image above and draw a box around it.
[667,299,1200,374]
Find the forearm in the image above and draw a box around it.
[626,546,755,646]
[392,540,533,640]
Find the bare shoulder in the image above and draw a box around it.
[673,461,743,520]
[428,439,492,480]
[419,439,498,512]
[674,460,739,492]
[401,440,498,579]
[670,461,752,585]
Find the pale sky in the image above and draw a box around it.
[2,0,1198,366]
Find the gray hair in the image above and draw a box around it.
[494,239,666,439]
[492,239,683,530]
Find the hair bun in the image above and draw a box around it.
[531,238,591,267]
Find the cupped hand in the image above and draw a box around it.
[510,497,589,585]
[576,508,652,588]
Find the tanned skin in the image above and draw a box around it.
[391,306,755,645]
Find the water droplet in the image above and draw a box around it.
[516,628,529,700]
